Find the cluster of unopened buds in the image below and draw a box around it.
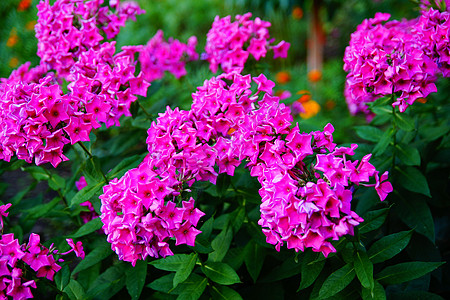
[100,72,392,265]
[0,204,84,300]
[204,12,290,73]
[139,30,199,82]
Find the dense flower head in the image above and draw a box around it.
[412,8,450,77]
[0,39,149,167]
[139,30,198,82]
[35,0,145,77]
[101,72,391,262]
[0,208,84,299]
[204,13,290,73]
[344,12,440,114]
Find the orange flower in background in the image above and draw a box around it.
[25,20,37,31]
[18,0,32,11]
[417,97,427,103]
[300,99,320,119]
[297,90,311,103]
[325,100,336,110]
[275,71,291,84]
[292,6,303,20]
[308,69,322,82]
[294,90,320,119]
[9,57,19,68]
[6,29,18,47]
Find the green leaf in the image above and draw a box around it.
[55,265,70,291]
[373,128,394,156]
[362,280,386,300]
[107,153,146,180]
[216,173,231,197]
[72,241,112,274]
[210,285,243,300]
[147,274,174,293]
[82,156,105,184]
[174,274,208,300]
[359,208,389,234]
[151,254,193,272]
[24,197,60,220]
[63,279,86,300]
[69,218,103,238]
[389,291,444,300]
[230,206,245,234]
[318,263,355,299]
[355,126,384,142]
[353,250,374,290]
[49,173,66,191]
[397,166,431,197]
[367,230,413,264]
[376,261,444,285]
[244,241,266,283]
[260,255,302,283]
[298,251,325,291]
[126,260,148,300]
[394,194,435,242]
[70,181,104,207]
[173,253,197,288]
[23,166,50,181]
[208,227,233,262]
[201,262,241,285]
[395,113,415,132]
[86,263,127,299]
[396,144,420,166]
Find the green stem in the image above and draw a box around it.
[138,101,153,119]
[77,141,93,159]
[391,96,398,172]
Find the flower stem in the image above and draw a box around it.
[77,141,93,159]
[138,101,153,119]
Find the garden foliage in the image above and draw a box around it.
[0,0,448,299]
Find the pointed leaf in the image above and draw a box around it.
[147,274,174,293]
[151,254,193,272]
[260,255,302,283]
[367,230,413,264]
[173,253,197,288]
[55,265,70,291]
[395,113,415,132]
[69,218,103,238]
[298,251,325,291]
[201,262,240,285]
[86,263,127,299]
[376,261,444,285]
[359,208,389,234]
[373,128,393,156]
[211,285,243,300]
[362,280,386,300]
[208,227,233,262]
[355,126,384,142]
[354,250,374,290]
[63,279,86,300]
[244,241,265,283]
[318,263,355,299]
[396,144,420,166]
[394,195,435,242]
[174,274,208,300]
[70,181,104,207]
[107,153,146,180]
[72,241,112,274]
[397,166,431,197]
[126,260,148,300]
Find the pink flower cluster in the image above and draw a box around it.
[413,8,450,77]
[418,0,450,12]
[1,0,150,167]
[36,0,144,77]
[139,30,199,82]
[0,204,84,300]
[0,41,149,167]
[344,12,440,114]
[204,13,290,73]
[100,72,391,262]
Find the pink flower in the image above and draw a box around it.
[65,239,85,259]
